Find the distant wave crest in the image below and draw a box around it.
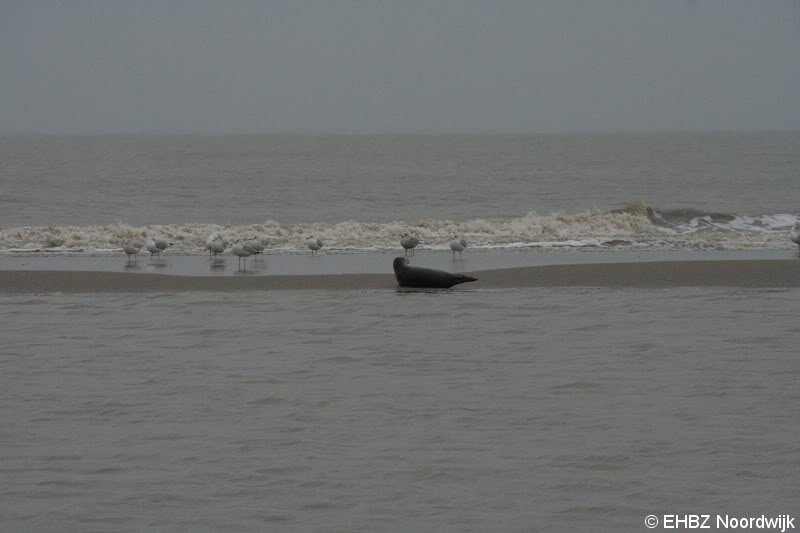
[1,207,798,255]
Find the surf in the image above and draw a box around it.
[1,207,797,255]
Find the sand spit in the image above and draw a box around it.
[1,260,799,293]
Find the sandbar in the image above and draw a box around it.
[1,259,799,292]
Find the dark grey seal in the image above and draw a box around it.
[393,257,477,289]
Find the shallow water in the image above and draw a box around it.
[0,249,794,277]
[2,288,798,532]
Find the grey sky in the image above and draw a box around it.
[1,0,798,134]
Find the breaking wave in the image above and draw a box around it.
[1,206,798,255]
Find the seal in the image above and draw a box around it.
[393,257,477,289]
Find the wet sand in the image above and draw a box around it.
[1,259,799,292]
[0,249,794,276]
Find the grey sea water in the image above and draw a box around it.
[2,132,799,531]
[2,288,799,532]
[3,131,799,225]
[2,132,799,254]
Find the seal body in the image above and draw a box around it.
[393,257,477,289]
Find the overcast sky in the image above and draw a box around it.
[1,0,798,134]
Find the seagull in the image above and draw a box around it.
[306,237,323,255]
[154,239,173,255]
[243,239,268,255]
[400,232,420,256]
[208,240,227,259]
[205,232,221,257]
[122,241,142,263]
[449,236,467,259]
[205,233,227,259]
[790,223,800,247]
[145,238,172,259]
[231,244,252,269]
[145,239,161,258]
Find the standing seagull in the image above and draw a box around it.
[205,233,217,257]
[145,238,172,259]
[145,239,161,258]
[208,240,226,259]
[243,239,268,256]
[231,244,252,269]
[449,236,467,259]
[207,239,227,259]
[205,233,228,259]
[790,222,800,247]
[154,238,173,255]
[400,233,420,256]
[122,241,142,263]
[306,237,323,255]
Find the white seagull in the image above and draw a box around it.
[208,240,227,259]
[400,232,420,256]
[122,241,142,263]
[231,244,253,269]
[154,238,173,255]
[243,239,268,255]
[790,223,800,247]
[144,240,161,258]
[145,238,172,259]
[205,233,228,259]
[306,237,323,255]
[449,236,467,259]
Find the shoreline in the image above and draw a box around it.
[1,259,799,292]
[0,249,796,276]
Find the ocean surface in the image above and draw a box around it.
[2,132,799,254]
[2,288,799,532]
[3,132,800,531]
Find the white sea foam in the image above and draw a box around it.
[1,209,798,255]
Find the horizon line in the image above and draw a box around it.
[1,127,799,137]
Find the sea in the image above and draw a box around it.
[1,131,799,254]
[2,132,799,532]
